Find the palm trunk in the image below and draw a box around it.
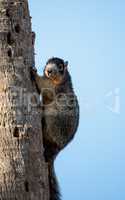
[0,0,49,199]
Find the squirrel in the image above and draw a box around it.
[31,57,79,200]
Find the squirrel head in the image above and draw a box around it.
[44,57,69,85]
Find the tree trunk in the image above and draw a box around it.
[0,0,49,199]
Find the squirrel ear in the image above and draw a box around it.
[64,61,68,68]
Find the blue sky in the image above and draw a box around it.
[29,1,125,200]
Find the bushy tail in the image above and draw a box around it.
[48,161,61,200]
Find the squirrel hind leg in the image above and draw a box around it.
[43,138,60,163]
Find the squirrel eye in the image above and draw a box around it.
[58,64,64,71]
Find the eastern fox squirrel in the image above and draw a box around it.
[31,57,79,200]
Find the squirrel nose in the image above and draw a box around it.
[47,69,52,76]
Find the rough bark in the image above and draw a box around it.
[0,0,49,199]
